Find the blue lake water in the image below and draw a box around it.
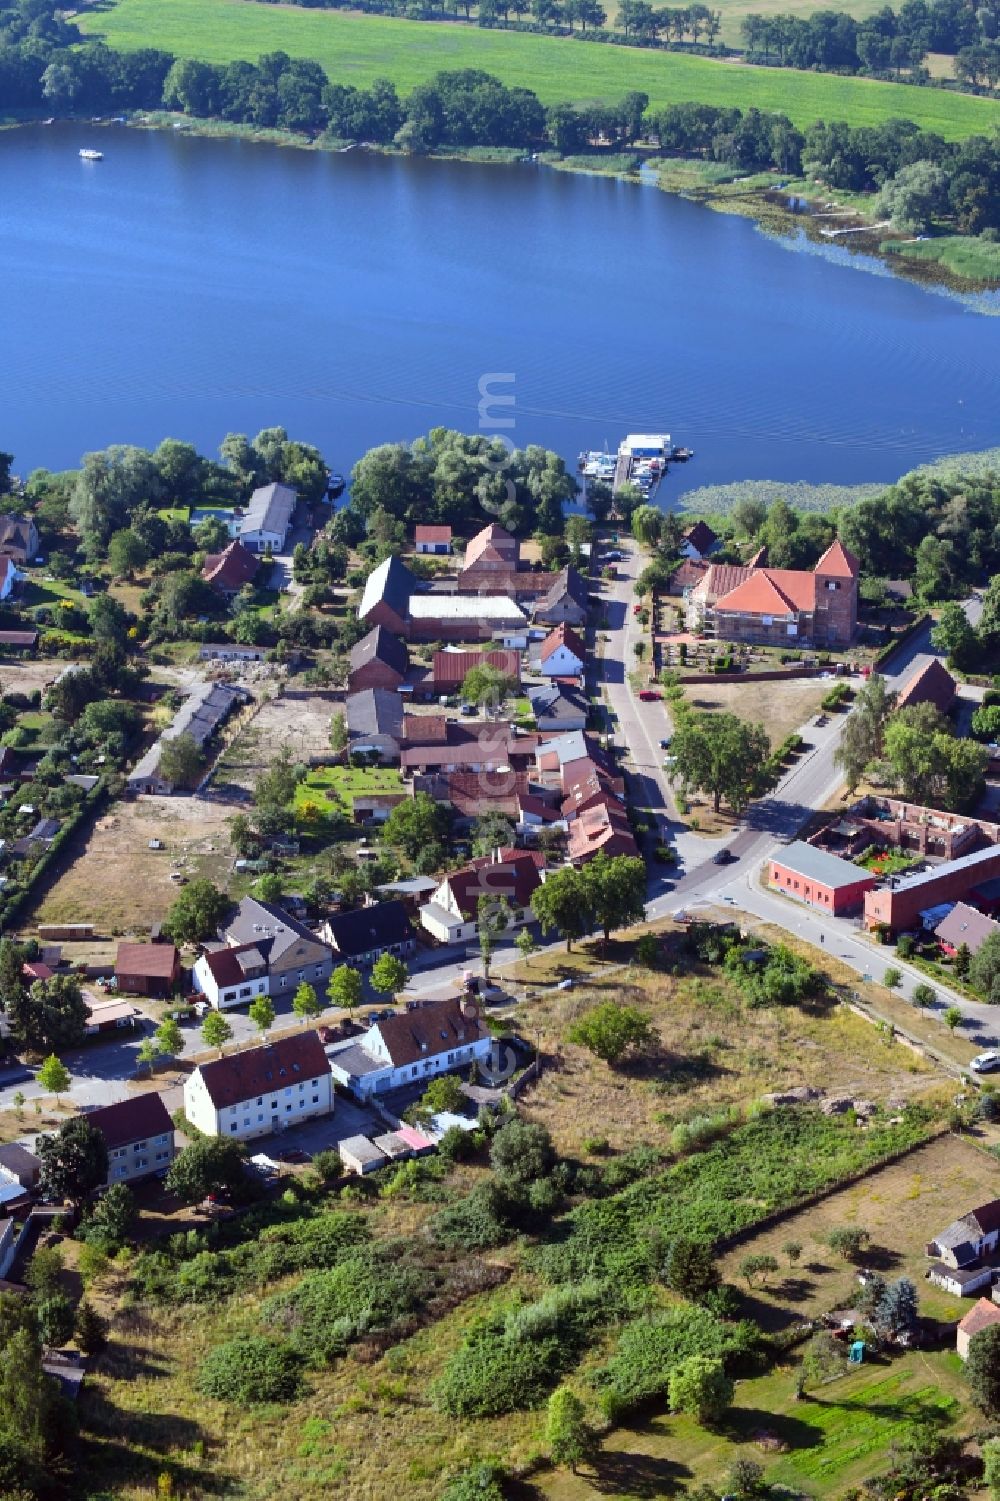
[2,120,999,498]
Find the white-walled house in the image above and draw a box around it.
[418,848,544,946]
[87,1093,176,1185]
[537,624,586,679]
[192,897,334,1010]
[184,1031,334,1141]
[237,482,297,555]
[327,999,491,1100]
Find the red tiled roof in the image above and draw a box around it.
[414,525,452,543]
[115,942,179,979]
[436,770,530,815]
[87,1092,174,1151]
[373,999,487,1068]
[670,559,708,591]
[715,572,799,618]
[201,942,267,988]
[540,624,586,664]
[195,1031,330,1108]
[815,540,860,578]
[202,540,259,593]
[430,649,521,688]
[403,715,452,744]
[442,851,543,918]
[567,800,638,863]
[958,1298,1000,1339]
[518,791,563,822]
[897,658,956,714]
[462,523,519,569]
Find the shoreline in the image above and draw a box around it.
[9,108,1000,296]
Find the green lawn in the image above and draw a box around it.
[295,763,405,819]
[80,0,1000,137]
[885,232,1000,283]
[542,1353,967,1499]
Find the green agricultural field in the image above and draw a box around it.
[79,0,1000,137]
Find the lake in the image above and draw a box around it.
[3,121,1000,499]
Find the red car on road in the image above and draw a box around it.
[638,690,661,702]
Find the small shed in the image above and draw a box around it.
[394,1124,436,1156]
[928,1261,995,1299]
[339,1135,388,1176]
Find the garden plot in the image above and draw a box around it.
[213,690,338,794]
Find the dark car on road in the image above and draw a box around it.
[712,848,736,865]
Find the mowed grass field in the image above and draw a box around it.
[78,0,1000,137]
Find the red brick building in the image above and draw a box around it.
[864,844,1000,932]
[114,942,181,998]
[688,540,859,648]
[769,840,876,914]
[347,625,409,693]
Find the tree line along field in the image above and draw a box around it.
[78,0,1000,138]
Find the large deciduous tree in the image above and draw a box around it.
[669,712,770,815]
[531,866,595,951]
[37,1116,108,1208]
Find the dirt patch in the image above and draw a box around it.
[34,795,237,935]
[0,657,68,698]
[717,1132,1000,1327]
[684,676,830,747]
[214,688,339,793]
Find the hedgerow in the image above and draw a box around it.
[262,1246,435,1361]
[535,1107,932,1284]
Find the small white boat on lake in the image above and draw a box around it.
[79,148,103,161]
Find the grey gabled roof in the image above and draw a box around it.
[542,566,588,611]
[346,688,404,742]
[528,683,587,721]
[223,897,329,965]
[349,625,409,679]
[359,555,416,622]
[893,842,1000,894]
[238,482,296,538]
[775,840,872,890]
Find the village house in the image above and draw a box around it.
[687,540,859,648]
[346,688,405,763]
[114,941,180,998]
[199,643,267,664]
[419,848,543,945]
[347,626,409,694]
[0,1144,41,1210]
[957,1298,1000,1357]
[193,897,334,1010]
[413,769,534,822]
[769,841,877,914]
[926,1199,1000,1271]
[528,683,588,733]
[667,558,709,597]
[458,522,520,590]
[200,539,259,598]
[679,520,720,562]
[934,901,1000,958]
[237,482,297,554]
[532,566,589,628]
[327,997,491,1100]
[184,1030,334,1140]
[87,1093,176,1185]
[536,624,586,679]
[0,559,20,603]
[0,514,38,564]
[0,629,39,652]
[566,797,639,863]
[358,555,528,641]
[414,524,452,555]
[319,899,415,968]
[400,718,534,777]
[819,796,999,864]
[85,993,139,1036]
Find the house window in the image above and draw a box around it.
[135,1158,148,1169]
[134,1140,147,1151]
[240,986,252,997]
[155,1151,170,1163]
[230,1123,238,1133]
[256,1097,262,1105]
[284,1087,292,1096]
[312,1094,319,1104]
[113,1166,127,1179]
[258,1113,264,1123]
[285,1103,292,1112]
[243,1118,250,1127]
